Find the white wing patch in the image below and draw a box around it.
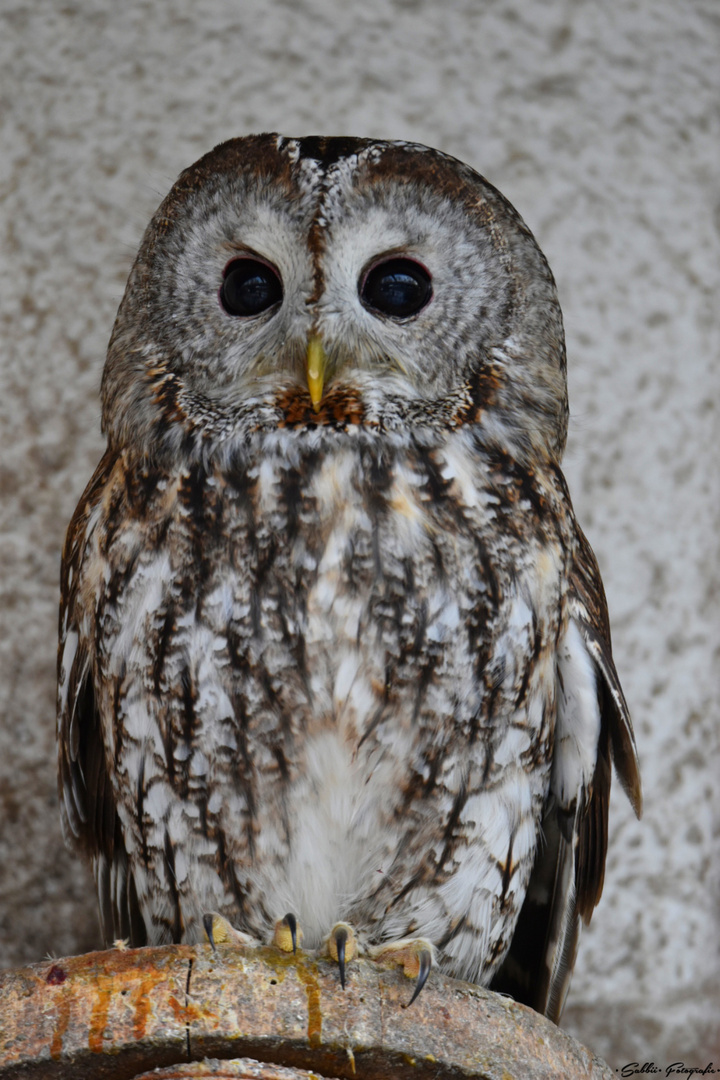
[553,618,601,808]
[57,628,79,720]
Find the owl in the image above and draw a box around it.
[57,134,641,1021]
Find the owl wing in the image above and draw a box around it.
[57,450,147,947]
[490,522,642,1022]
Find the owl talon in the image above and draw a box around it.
[324,922,357,989]
[273,912,303,954]
[405,947,433,1007]
[369,937,436,1005]
[203,913,218,952]
[203,912,259,951]
[335,925,349,989]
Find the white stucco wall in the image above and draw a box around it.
[1,0,717,1066]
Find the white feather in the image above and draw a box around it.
[553,618,601,806]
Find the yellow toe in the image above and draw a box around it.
[272,913,303,953]
[369,937,436,979]
[325,922,358,964]
[203,912,258,949]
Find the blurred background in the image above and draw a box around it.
[1,0,718,1066]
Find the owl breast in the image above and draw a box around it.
[83,423,566,983]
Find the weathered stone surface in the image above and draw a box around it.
[135,1060,339,1079]
[0,944,613,1079]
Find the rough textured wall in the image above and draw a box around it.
[1,0,718,1067]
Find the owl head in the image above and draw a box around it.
[102,135,568,464]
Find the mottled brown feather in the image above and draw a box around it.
[491,518,641,1021]
[571,523,643,819]
[58,450,147,945]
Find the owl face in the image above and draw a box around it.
[103,135,567,461]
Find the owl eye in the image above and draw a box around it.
[360,258,432,319]
[220,258,283,317]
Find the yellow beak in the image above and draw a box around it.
[306,335,325,412]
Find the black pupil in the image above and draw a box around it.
[361,258,432,318]
[220,259,282,316]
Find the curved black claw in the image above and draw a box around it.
[334,925,348,990]
[404,948,432,1007]
[203,913,217,953]
[282,912,298,954]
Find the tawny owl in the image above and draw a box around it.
[58,134,641,1020]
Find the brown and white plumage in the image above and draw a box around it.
[57,134,641,1020]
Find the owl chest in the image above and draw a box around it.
[85,441,566,937]
[92,442,564,841]
[207,446,521,728]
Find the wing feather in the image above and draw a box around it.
[569,524,642,817]
[491,522,641,1021]
[57,449,147,946]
